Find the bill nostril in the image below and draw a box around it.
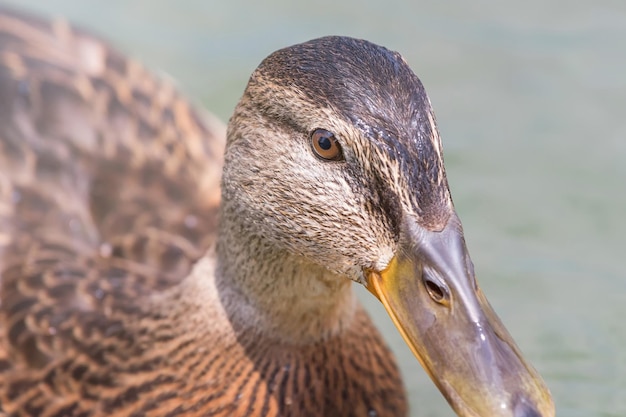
[422,275,449,305]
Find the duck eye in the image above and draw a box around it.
[311,129,343,161]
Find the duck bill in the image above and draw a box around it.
[365,214,554,417]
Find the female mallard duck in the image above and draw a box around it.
[0,6,554,417]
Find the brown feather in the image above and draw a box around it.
[0,6,407,417]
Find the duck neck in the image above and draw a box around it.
[215,219,358,345]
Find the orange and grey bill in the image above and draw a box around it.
[365,214,555,417]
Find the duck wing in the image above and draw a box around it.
[0,5,224,386]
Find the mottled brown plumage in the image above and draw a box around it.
[0,6,555,417]
[0,7,406,417]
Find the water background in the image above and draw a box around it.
[8,1,626,416]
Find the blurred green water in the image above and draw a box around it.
[8,1,626,415]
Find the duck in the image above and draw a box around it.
[0,6,554,417]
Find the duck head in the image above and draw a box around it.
[220,36,554,417]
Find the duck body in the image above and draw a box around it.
[0,6,555,417]
[2,264,404,416]
[0,7,405,417]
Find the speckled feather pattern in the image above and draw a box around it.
[0,7,407,417]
